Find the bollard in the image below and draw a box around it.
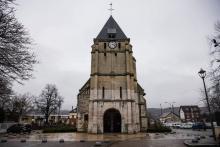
[1,139,7,143]
[59,139,64,143]
[192,139,198,143]
[42,139,47,143]
[95,141,102,146]
[195,136,200,140]
[20,139,26,143]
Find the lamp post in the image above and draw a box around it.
[198,68,216,140]
[165,102,176,113]
[160,104,163,115]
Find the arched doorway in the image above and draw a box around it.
[103,108,121,133]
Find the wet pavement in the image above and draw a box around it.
[0,141,106,147]
[0,130,147,141]
[0,129,216,147]
[0,129,213,141]
[111,139,187,147]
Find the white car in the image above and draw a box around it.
[180,122,194,129]
[172,123,181,128]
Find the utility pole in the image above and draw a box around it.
[160,104,163,115]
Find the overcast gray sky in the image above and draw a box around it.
[13,0,220,110]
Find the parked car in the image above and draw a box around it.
[205,122,212,129]
[23,124,32,133]
[180,122,193,129]
[192,122,206,130]
[172,123,181,129]
[7,124,32,133]
[163,123,173,127]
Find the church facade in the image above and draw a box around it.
[77,16,148,134]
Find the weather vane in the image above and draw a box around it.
[108,3,114,15]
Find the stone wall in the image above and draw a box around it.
[77,37,148,134]
[77,79,90,132]
[88,100,140,134]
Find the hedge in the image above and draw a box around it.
[147,123,172,133]
[43,126,77,133]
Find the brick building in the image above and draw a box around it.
[179,105,200,122]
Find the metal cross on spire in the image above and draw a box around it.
[108,3,114,15]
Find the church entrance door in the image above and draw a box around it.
[103,108,121,133]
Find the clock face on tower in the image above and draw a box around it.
[108,41,117,49]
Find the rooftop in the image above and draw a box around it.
[95,15,128,41]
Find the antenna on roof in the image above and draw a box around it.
[108,3,114,16]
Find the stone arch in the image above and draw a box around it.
[103,108,121,133]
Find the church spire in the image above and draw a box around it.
[95,16,128,41]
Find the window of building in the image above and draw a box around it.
[102,87,105,99]
[120,87,122,99]
[118,43,121,49]
[107,28,116,38]
[107,28,116,34]
[84,114,88,121]
[108,34,115,38]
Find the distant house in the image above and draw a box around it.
[69,107,77,127]
[20,110,71,125]
[159,112,180,123]
[179,105,200,122]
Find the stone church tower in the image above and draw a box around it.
[77,16,148,134]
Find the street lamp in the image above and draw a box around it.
[165,101,175,113]
[160,104,163,115]
[198,68,216,140]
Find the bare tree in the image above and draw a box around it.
[35,84,63,125]
[209,21,220,112]
[57,95,64,122]
[11,93,34,122]
[3,93,34,122]
[0,77,12,122]
[0,78,12,107]
[0,0,37,82]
